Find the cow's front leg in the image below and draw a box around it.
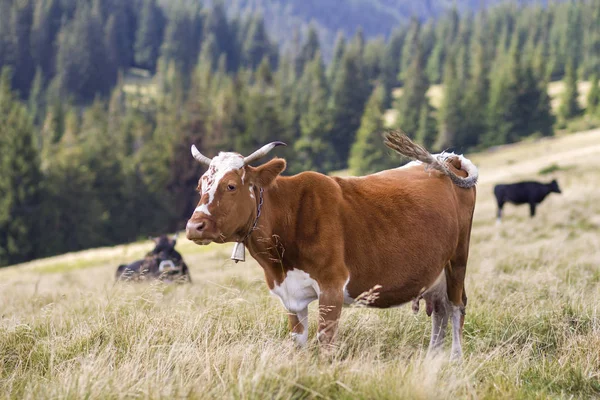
[317,286,344,346]
[288,308,308,347]
[529,202,536,217]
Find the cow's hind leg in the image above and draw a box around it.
[427,299,449,356]
[446,256,468,361]
[496,201,504,224]
[424,270,449,357]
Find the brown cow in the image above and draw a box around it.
[186,131,477,360]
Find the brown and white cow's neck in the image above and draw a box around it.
[244,178,299,281]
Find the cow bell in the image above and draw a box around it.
[231,242,246,263]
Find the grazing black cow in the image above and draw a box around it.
[494,179,561,221]
[116,234,192,283]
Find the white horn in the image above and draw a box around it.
[243,141,287,165]
[191,145,212,166]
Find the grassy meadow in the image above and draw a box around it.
[2,129,600,399]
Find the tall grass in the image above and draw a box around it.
[2,129,600,399]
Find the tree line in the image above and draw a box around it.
[1,0,600,266]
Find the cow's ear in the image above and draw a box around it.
[248,158,286,188]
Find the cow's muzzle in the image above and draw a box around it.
[186,217,218,244]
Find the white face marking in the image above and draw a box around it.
[270,269,320,314]
[195,152,244,215]
[194,204,211,216]
[249,184,255,199]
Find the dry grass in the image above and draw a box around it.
[2,129,600,398]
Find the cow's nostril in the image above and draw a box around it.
[196,221,206,231]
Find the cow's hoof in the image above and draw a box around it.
[449,351,463,363]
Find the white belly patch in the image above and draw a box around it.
[270,269,320,313]
[343,278,354,305]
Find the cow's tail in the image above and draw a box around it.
[383,129,478,189]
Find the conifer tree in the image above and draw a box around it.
[381,28,405,108]
[0,1,10,68]
[586,74,600,116]
[274,52,300,155]
[349,85,395,175]
[485,33,520,146]
[241,59,282,156]
[242,14,276,70]
[77,100,132,244]
[459,11,490,149]
[426,8,459,84]
[295,25,320,76]
[104,9,132,70]
[564,3,583,72]
[558,61,582,123]
[198,33,219,72]
[134,0,164,73]
[31,0,62,79]
[327,33,346,81]
[454,21,471,86]
[203,1,236,71]
[0,68,42,266]
[399,17,421,83]
[363,38,385,86]
[436,52,463,150]
[42,138,107,253]
[8,0,35,95]
[520,63,554,138]
[55,3,114,102]
[160,7,201,77]
[415,103,437,149]
[582,1,600,78]
[28,67,45,129]
[293,52,335,174]
[395,43,429,138]
[328,43,369,169]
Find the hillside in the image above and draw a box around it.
[223,0,550,44]
[2,128,600,398]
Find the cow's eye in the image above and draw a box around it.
[227,184,236,191]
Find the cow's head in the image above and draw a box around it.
[549,179,561,194]
[185,142,286,245]
[150,234,178,255]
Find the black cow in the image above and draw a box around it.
[494,179,561,221]
[116,234,192,283]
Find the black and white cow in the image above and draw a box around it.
[116,234,192,283]
[494,179,561,222]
